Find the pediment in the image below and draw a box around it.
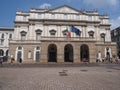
[50,5,82,14]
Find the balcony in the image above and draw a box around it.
[9,37,96,44]
[40,37,96,42]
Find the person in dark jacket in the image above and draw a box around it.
[19,58,22,63]
[0,57,3,66]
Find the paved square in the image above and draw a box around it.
[0,64,120,90]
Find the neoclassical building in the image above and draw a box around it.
[0,27,14,57]
[9,5,116,63]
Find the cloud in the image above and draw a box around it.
[83,0,119,8]
[39,3,52,9]
[110,16,120,29]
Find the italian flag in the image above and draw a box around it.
[65,26,71,37]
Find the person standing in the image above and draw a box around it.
[97,51,102,62]
[0,57,3,66]
[19,57,22,63]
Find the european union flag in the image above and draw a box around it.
[71,26,81,35]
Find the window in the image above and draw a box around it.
[76,15,80,19]
[1,34,4,38]
[51,14,54,19]
[38,14,41,19]
[49,30,56,37]
[23,16,27,20]
[64,14,67,19]
[35,29,42,40]
[21,34,26,41]
[100,19,103,24]
[20,31,27,41]
[36,46,40,50]
[100,33,105,41]
[0,40,4,45]
[9,34,12,39]
[62,30,67,37]
[50,33,56,37]
[88,16,92,21]
[36,33,41,40]
[88,31,94,38]
[18,46,22,50]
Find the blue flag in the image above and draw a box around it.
[71,26,81,35]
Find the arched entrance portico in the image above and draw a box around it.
[64,44,73,62]
[6,50,9,56]
[0,49,4,56]
[80,44,89,62]
[48,44,57,62]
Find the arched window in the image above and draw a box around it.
[35,29,42,40]
[88,30,94,38]
[20,31,27,41]
[18,46,22,50]
[36,46,40,50]
[49,29,56,37]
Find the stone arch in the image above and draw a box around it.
[80,44,89,62]
[48,44,57,62]
[64,44,73,62]
[6,50,9,56]
[0,49,4,56]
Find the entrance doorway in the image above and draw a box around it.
[36,51,40,62]
[17,51,22,62]
[80,44,89,62]
[64,44,73,62]
[0,49,4,56]
[48,44,57,62]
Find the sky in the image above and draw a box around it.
[0,0,120,29]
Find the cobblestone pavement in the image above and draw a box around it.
[0,64,120,90]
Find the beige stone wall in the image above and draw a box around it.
[9,41,116,63]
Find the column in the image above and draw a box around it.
[73,43,80,63]
[29,24,33,40]
[95,26,100,41]
[40,42,48,63]
[57,43,64,63]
